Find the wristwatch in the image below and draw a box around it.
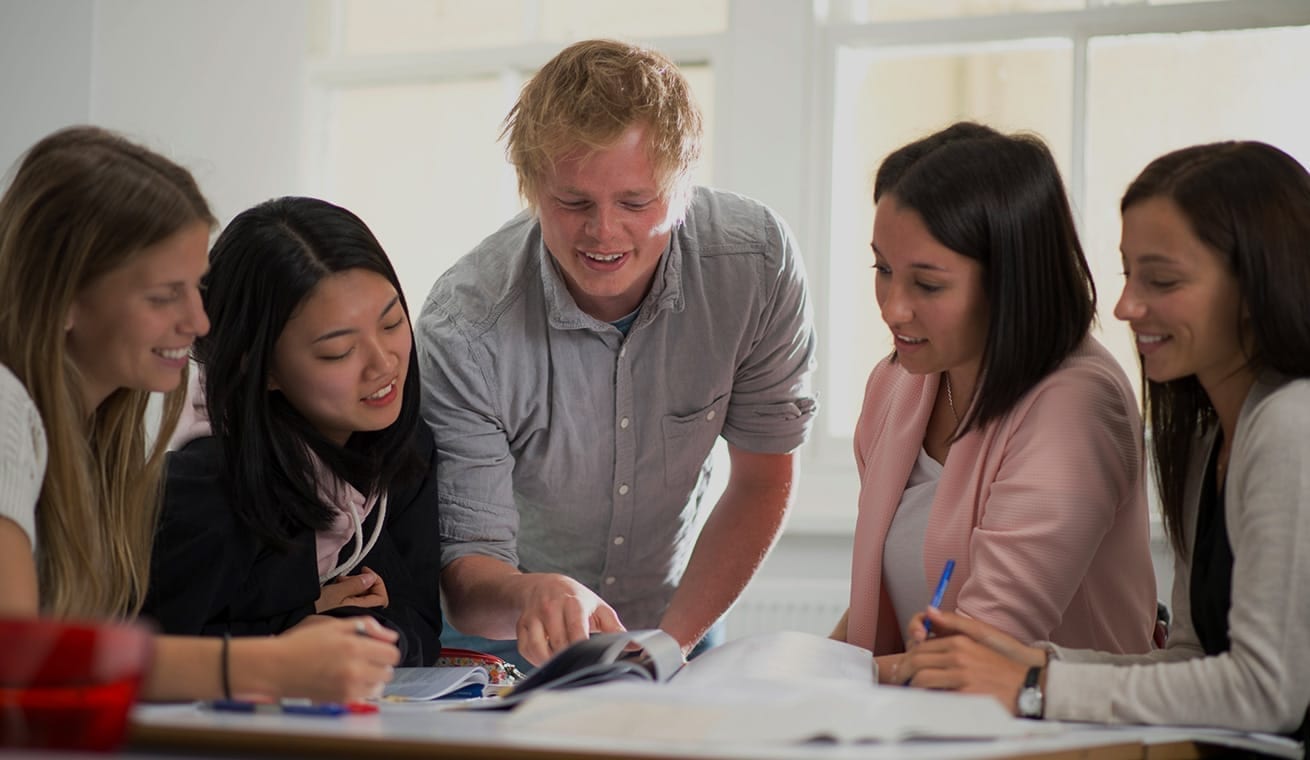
[1017,666,1044,719]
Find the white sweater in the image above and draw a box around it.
[1044,375,1310,735]
[0,363,46,547]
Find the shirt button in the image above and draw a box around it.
[620,416,630,429]
[613,536,625,545]
[605,576,616,585]
[618,484,630,496]
[706,409,717,421]
[619,345,627,358]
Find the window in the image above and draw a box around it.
[820,0,1310,449]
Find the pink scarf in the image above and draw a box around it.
[170,369,385,582]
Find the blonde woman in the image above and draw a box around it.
[0,126,399,702]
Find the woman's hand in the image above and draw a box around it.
[896,608,1048,714]
[316,566,389,612]
[905,607,1046,666]
[243,616,400,703]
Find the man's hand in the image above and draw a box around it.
[512,573,625,665]
[316,566,389,612]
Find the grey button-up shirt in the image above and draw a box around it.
[417,187,817,628]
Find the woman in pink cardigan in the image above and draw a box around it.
[834,123,1157,679]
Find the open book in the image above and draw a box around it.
[493,630,1052,745]
[487,629,683,706]
[381,666,490,701]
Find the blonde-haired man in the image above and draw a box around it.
[417,39,816,667]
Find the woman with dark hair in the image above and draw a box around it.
[0,127,398,703]
[899,141,1310,740]
[833,122,1156,685]
[143,196,443,666]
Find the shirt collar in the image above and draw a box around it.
[538,225,685,332]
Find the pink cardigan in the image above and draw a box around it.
[848,338,1156,656]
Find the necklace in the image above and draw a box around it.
[944,372,959,425]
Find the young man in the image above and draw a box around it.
[417,39,816,667]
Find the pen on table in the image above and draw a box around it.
[903,558,956,687]
[205,699,378,716]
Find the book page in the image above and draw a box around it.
[502,680,1049,744]
[473,629,685,709]
[501,632,1054,745]
[382,666,490,701]
[672,630,876,688]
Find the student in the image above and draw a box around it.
[0,126,399,702]
[899,141,1310,739]
[142,197,443,667]
[418,39,816,666]
[833,122,1156,678]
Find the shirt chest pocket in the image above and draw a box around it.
[661,393,730,489]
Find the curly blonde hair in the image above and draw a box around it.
[503,39,703,215]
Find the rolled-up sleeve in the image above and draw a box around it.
[721,208,817,454]
[416,305,519,570]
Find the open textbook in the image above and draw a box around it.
[491,629,1055,744]
[382,666,489,701]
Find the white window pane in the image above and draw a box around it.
[1085,25,1310,398]
[539,0,728,40]
[322,78,522,309]
[858,0,1082,23]
[339,0,529,55]
[827,42,1072,438]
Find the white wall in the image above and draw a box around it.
[0,0,94,172]
[0,0,308,225]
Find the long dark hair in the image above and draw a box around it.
[197,196,422,546]
[1122,142,1310,557]
[873,122,1096,436]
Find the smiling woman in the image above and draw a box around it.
[141,196,444,667]
[268,268,411,446]
[835,122,1157,685]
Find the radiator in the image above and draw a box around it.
[722,580,850,641]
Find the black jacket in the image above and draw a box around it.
[142,425,443,666]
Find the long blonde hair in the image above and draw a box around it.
[0,126,214,618]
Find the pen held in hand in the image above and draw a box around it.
[903,559,956,687]
[920,558,956,638]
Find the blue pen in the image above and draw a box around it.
[921,558,956,637]
[206,699,353,717]
[903,559,956,687]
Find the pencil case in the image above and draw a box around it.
[433,647,524,684]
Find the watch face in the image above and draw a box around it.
[1018,687,1042,718]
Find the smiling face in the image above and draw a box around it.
[268,268,411,446]
[871,195,990,388]
[1115,195,1251,391]
[65,221,211,411]
[534,123,678,322]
